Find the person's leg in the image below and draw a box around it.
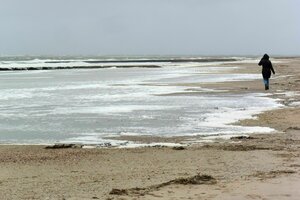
[263,79,268,90]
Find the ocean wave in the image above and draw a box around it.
[0,57,242,71]
[0,65,161,71]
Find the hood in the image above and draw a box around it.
[263,54,269,60]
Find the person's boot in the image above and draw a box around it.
[265,85,269,90]
[266,85,269,90]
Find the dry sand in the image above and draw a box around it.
[1,58,300,200]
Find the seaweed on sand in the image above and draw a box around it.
[109,174,216,196]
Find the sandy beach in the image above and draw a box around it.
[1,58,300,200]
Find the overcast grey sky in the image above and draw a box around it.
[0,0,299,56]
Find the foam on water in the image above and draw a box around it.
[0,56,261,70]
[50,105,177,115]
[0,57,283,146]
[290,102,300,107]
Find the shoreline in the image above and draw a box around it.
[0,58,300,199]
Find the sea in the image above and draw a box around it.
[0,56,281,146]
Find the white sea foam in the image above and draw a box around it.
[146,73,261,84]
[0,59,166,69]
[118,143,184,148]
[59,136,129,146]
[0,56,257,70]
[0,57,284,146]
[50,105,177,115]
[290,101,300,107]
[275,91,300,97]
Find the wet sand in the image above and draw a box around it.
[1,58,300,199]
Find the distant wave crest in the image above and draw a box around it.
[0,57,238,71]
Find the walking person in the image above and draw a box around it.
[258,54,275,90]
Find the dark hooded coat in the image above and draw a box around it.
[258,54,275,79]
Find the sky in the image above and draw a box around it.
[0,0,299,56]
